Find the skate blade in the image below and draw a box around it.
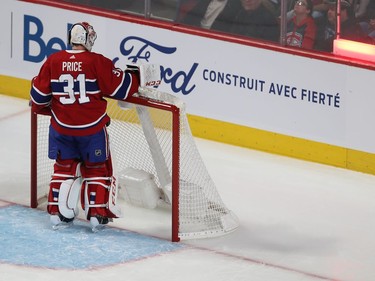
[52,221,73,230]
[91,224,106,233]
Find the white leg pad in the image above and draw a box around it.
[58,178,82,219]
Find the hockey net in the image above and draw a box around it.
[30,87,239,241]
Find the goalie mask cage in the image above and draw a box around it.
[30,87,239,242]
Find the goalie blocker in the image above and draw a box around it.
[125,64,161,88]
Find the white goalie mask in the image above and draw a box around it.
[68,22,97,51]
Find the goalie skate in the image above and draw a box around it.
[50,214,74,230]
[90,216,112,233]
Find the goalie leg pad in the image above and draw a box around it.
[58,177,82,219]
[81,177,121,219]
[81,159,122,220]
[47,158,81,216]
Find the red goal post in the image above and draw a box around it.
[30,87,239,241]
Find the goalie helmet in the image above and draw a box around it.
[68,22,97,51]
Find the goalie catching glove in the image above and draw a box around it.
[125,64,161,88]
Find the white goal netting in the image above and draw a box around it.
[32,87,239,240]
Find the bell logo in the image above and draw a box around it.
[23,15,69,63]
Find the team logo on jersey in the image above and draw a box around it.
[286,32,303,47]
[95,149,102,157]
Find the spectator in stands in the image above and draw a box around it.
[311,0,328,18]
[352,0,370,20]
[211,0,280,42]
[177,0,228,29]
[286,0,317,48]
[367,0,375,12]
[176,0,209,26]
[201,0,229,29]
[314,0,369,51]
[287,0,327,19]
[288,0,328,20]
[359,8,375,42]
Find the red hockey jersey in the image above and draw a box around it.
[30,50,139,136]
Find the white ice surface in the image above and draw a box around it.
[1,94,375,281]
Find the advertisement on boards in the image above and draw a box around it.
[1,0,375,153]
